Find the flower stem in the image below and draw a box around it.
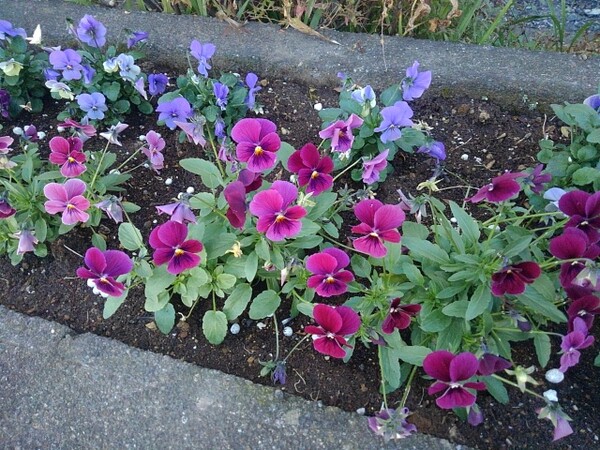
[115,145,143,172]
[318,232,356,253]
[88,140,111,193]
[399,365,417,408]
[492,374,545,400]
[378,345,388,409]
[273,312,280,361]
[332,157,362,183]
[282,334,311,363]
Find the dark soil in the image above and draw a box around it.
[1,76,599,450]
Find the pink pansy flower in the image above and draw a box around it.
[0,136,14,154]
[76,247,133,297]
[423,350,486,409]
[156,199,196,224]
[58,118,97,142]
[249,181,306,241]
[559,317,595,373]
[319,113,363,153]
[381,298,421,333]
[141,130,165,173]
[305,304,361,359]
[467,172,525,203]
[224,180,247,230]
[175,119,207,147]
[306,248,354,297]
[558,190,600,244]
[490,261,541,296]
[288,143,334,196]
[43,179,90,225]
[362,149,389,185]
[231,118,281,172]
[48,136,87,177]
[149,221,203,275]
[351,199,405,258]
[238,168,263,193]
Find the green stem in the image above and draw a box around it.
[318,232,356,253]
[122,162,148,175]
[115,145,144,172]
[88,141,111,193]
[206,131,225,178]
[273,312,280,361]
[399,365,418,408]
[282,334,311,363]
[193,194,229,220]
[332,157,362,183]
[492,374,544,400]
[377,345,388,409]
[494,327,563,338]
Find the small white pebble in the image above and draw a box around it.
[165,178,173,185]
[474,157,482,164]
[283,326,293,337]
[461,154,469,161]
[230,323,240,335]
[139,135,146,141]
[450,217,458,223]
[152,219,157,224]
[281,317,292,326]
[50,329,55,334]
[545,369,564,384]
[13,127,23,135]
[313,102,323,111]
[256,322,266,330]
[37,132,46,140]
[56,126,65,133]
[543,389,559,402]
[356,408,365,415]
[186,186,195,194]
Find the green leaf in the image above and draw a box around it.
[277,141,296,171]
[397,346,431,366]
[216,273,236,290]
[202,310,228,345]
[402,221,429,240]
[520,277,566,323]
[144,266,176,311]
[103,291,127,319]
[400,262,424,285]
[572,167,600,186]
[138,100,153,114]
[92,233,107,251]
[103,82,121,101]
[112,99,130,114]
[351,254,371,278]
[449,201,480,245]
[223,283,253,320]
[307,192,337,220]
[180,158,224,188]
[483,376,509,404]
[533,332,551,368]
[402,237,450,265]
[380,346,401,390]
[244,252,258,282]
[297,218,320,238]
[118,223,143,251]
[154,303,175,334]
[249,290,281,319]
[442,300,468,318]
[380,83,402,107]
[586,128,600,143]
[34,218,47,242]
[466,284,491,320]
[420,309,452,332]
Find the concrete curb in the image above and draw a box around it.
[0,0,598,112]
[0,306,470,449]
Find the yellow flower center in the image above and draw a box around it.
[100,277,109,284]
[66,203,75,210]
[369,232,379,238]
[254,146,264,156]
[325,276,335,284]
[311,170,319,179]
[174,248,185,256]
[275,214,286,223]
[68,156,75,163]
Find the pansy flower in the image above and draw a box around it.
[126,30,148,49]
[15,229,38,255]
[96,196,124,224]
[43,179,90,225]
[141,130,166,173]
[417,140,446,161]
[189,40,216,77]
[374,102,414,143]
[148,73,169,96]
[288,143,333,196]
[224,181,247,230]
[149,221,203,275]
[559,317,594,373]
[156,198,197,224]
[175,118,207,147]
[584,94,600,113]
[549,227,600,289]
[58,118,97,141]
[381,298,421,333]
[467,172,525,203]
[76,247,133,297]
[0,136,13,154]
[319,113,363,153]
[156,97,193,130]
[491,261,541,296]
[305,304,361,359]
[401,61,432,101]
[477,354,512,376]
[423,350,486,409]
[351,199,405,258]
[362,149,389,185]
[76,14,107,48]
[558,190,600,243]
[48,136,87,177]
[523,164,552,194]
[231,118,281,173]
[567,295,600,332]
[249,181,306,241]
[306,248,354,297]
[49,49,83,81]
[77,92,108,121]
[245,72,262,109]
[0,196,16,218]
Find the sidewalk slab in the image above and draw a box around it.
[0,306,469,449]
[0,0,598,112]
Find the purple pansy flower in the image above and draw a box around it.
[368,407,417,441]
[76,247,133,297]
[249,181,306,241]
[245,72,261,109]
[467,172,525,203]
[351,85,376,108]
[0,136,13,154]
[116,53,140,81]
[423,350,486,409]
[0,89,10,118]
[319,113,363,153]
[417,140,446,161]
[306,248,354,297]
[232,118,281,173]
[549,227,600,289]
[351,199,405,258]
[213,82,229,110]
[374,102,414,143]
[559,317,595,372]
[59,118,96,141]
[401,61,432,101]
[238,168,263,193]
[156,199,197,224]
[558,190,600,244]
[189,40,216,77]
[224,181,247,230]
[82,64,95,85]
[584,94,600,113]
[524,164,552,194]
[287,143,334,196]
[49,49,83,81]
[44,68,60,81]
[15,230,38,255]
[149,221,203,275]
[48,136,87,178]
[214,119,226,139]
[0,20,27,40]
[491,261,541,296]
[0,196,16,218]
[362,149,389,185]
[127,30,148,49]
[156,97,193,130]
[141,130,166,173]
[76,15,107,48]
[567,295,600,332]
[304,304,361,359]
[381,298,421,333]
[77,92,108,121]
[43,179,90,225]
[537,397,573,441]
[175,119,207,147]
[148,73,168,96]
[477,354,512,376]
[96,196,124,224]
[134,77,147,100]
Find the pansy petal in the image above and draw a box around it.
[83,247,107,275]
[423,350,454,382]
[272,181,298,208]
[354,199,383,226]
[449,352,479,381]
[436,387,476,409]
[313,304,343,333]
[335,306,360,335]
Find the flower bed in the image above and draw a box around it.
[1,14,600,449]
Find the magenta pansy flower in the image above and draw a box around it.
[0,136,13,154]
[43,179,90,225]
[362,149,389,185]
[224,180,247,230]
[288,143,334,196]
[238,168,263,193]
[467,172,525,203]
[381,298,421,333]
[477,354,512,376]
[423,350,486,409]
[231,118,281,173]
[319,113,363,153]
[567,295,600,332]
[142,130,165,173]
[351,199,405,258]
[524,164,552,194]
[491,261,541,296]
[306,248,354,297]
[58,118,96,142]
[558,190,600,243]
[156,199,196,224]
[149,221,203,275]
[76,247,133,297]
[549,227,600,289]
[249,181,306,241]
[0,196,16,218]
[304,304,361,359]
[48,136,87,177]
[559,317,595,373]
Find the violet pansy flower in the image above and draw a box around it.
[549,227,600,290]
[231,118,281,173]
[213,82,229,110]
[245,72,262,109]
[367,407,417,441]
[175,119,207,147]
[467,172,525,203]
[189,40,216,77]
[559,317,594,373]
[249,181,306,241]
[148,73,168,96]
[401,61,432,101]
[96,196,124,224]
[304,304,361,359]
[584,94,600,113]
[43,179,90,225]
[374,102,414,143]
[319,113,363,153]
[82,64,95,85]
[149,221,203,275]
[156,97,193,130]
[306,248,354,297]
[142,130,166,173]
[423,350,486,409]
[524,164,551,194]
[15,230,38,255]
[417,140,446,161]
[127,30,148,49]
[49,49,83,81]
[288,143,334,196]
[381,298,421,333]
[156,199,197,224]
[116,53,141,81]
[76,14,107,48]
[351,199,405,258]
[477,354,512,376]
[362,149,389,185]
[48,136,87,178]
[100,122,129,146]
[77,92,108,121]
[0,20,27,40]
[59,118,97,142]
[134,77,148,100]
[491,261,541,296]
[76,247,133,297]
